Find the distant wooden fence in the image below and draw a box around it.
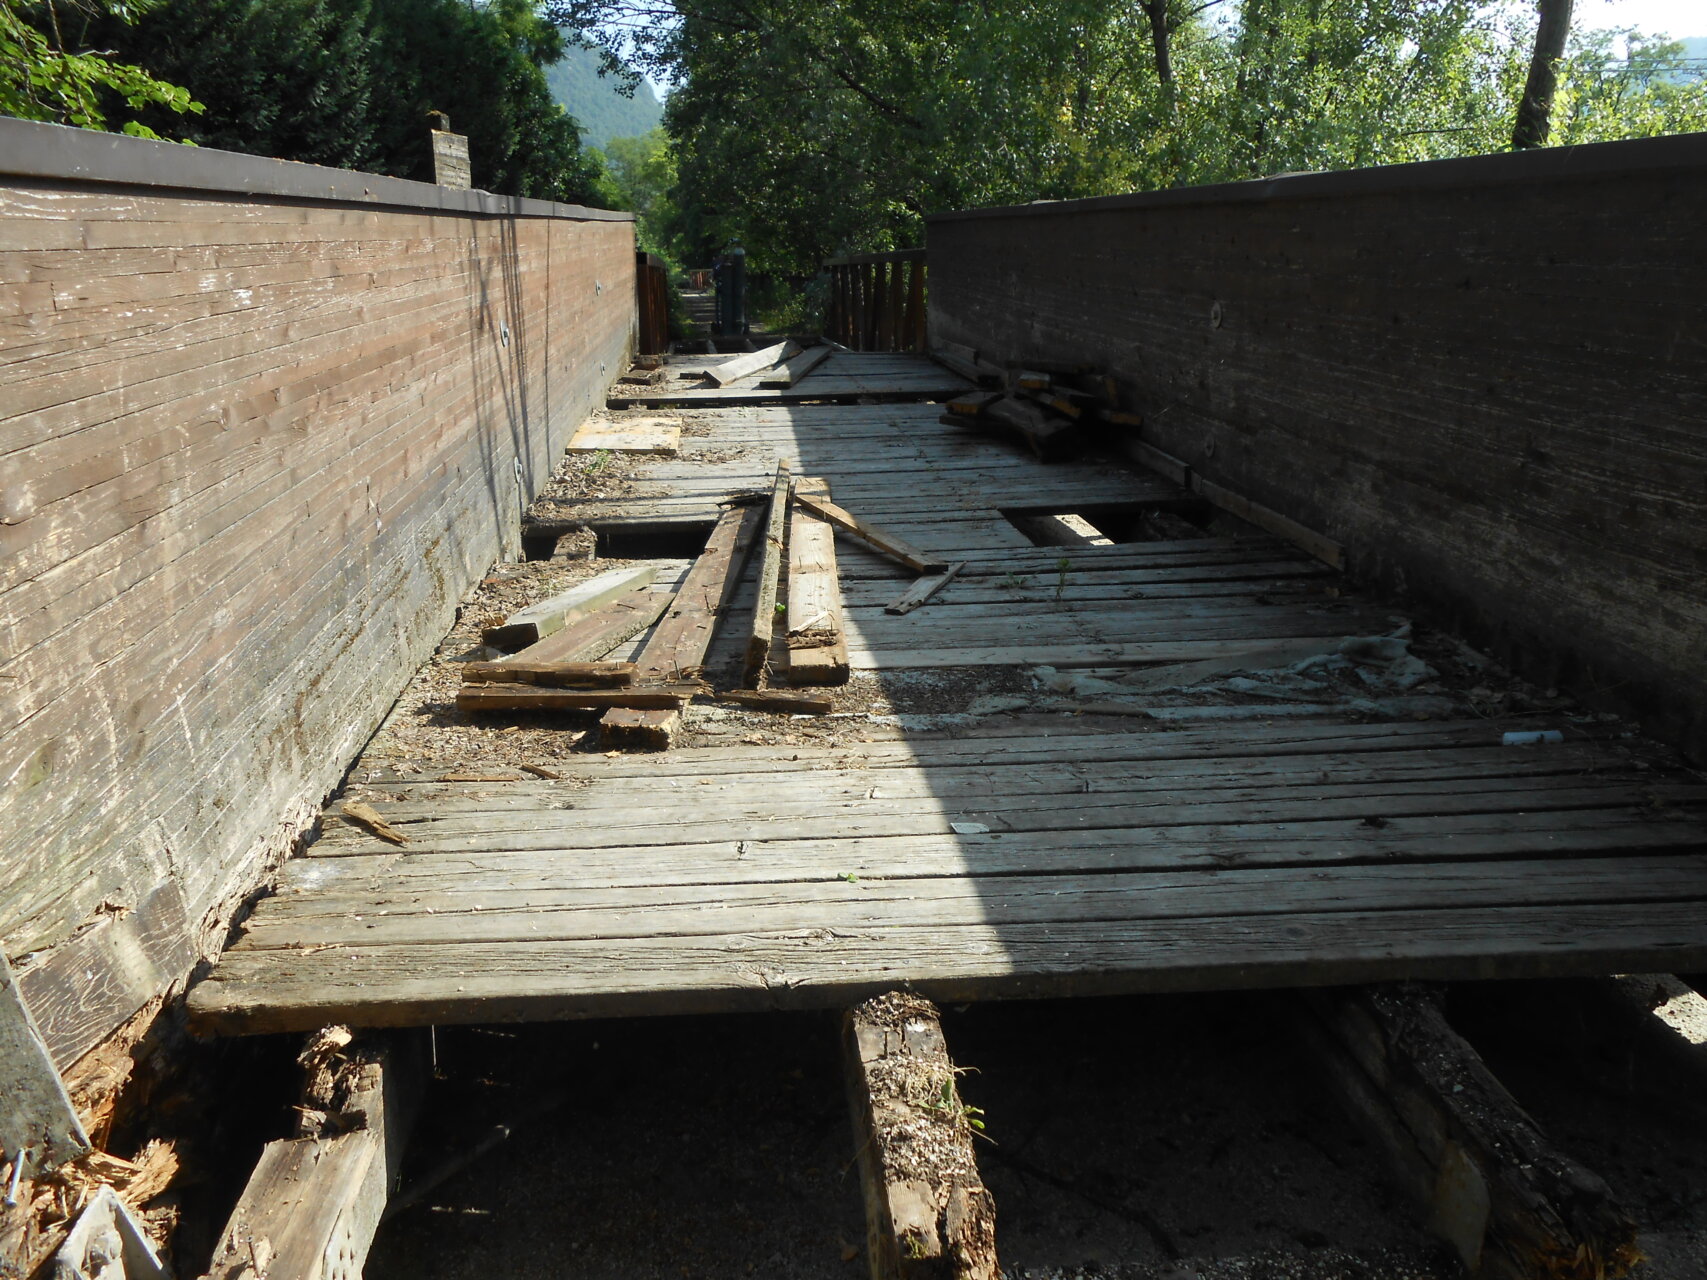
[637,252,670,354]
[825,248,926,351]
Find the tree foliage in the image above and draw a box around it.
[45,0,605,200]
[1,0,201,137]
[555,0,1707,276]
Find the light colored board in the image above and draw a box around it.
[274,809,1707,901]
[565,416,681,456]
[759,344,835,388]
[793,492,946,574]
[703,340,793,387]
[499,588,671,665]
[780,477,849,686]
[482,565,658,650]
[885,562,966,615]
[0,953,89,1178]
[185,900,1707,1035]
[230,856,1707,950]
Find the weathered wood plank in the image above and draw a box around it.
[601,503,762,748]
[184,901,1707,1035]
[780,477,850,686]
[457,683,703,713]
[460,660,635,688]
[703,340,793,386]
[744,462,793,685]
[198,1031,422,1280]
[0,954,89,1179]
[845,993,998,1280]
[481,565,658,650]
[565,416,680,455]
[759,344,835,388]
[792,492,947,574]
[500,588,671,665]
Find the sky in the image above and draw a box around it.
[1574,0,1706,38]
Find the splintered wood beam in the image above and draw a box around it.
[1297,985,1638,1280]
[760,344,835,388]
[778,476,850,687]
[0,954,89,1180]
[844,993,998,1280]
[792,492,945,575]
[501,588,671,665]
[745,462,793,686]
[886,562,965,616]
[704,340,794,387]
[602,502,763,748]
[461,661,635,688]
[200,1029,423,1280]
[718,688,833,715]
[458,682,704,713]
[481,565,658,650]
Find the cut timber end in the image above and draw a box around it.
[845,992,998,1280]
[0,953,90,1177]
[1298,985,1639,1279]
[886,563,965,616]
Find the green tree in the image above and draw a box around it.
[1,0,201,137]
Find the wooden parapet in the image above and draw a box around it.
[200,1028,422,1280]
[844,992,997,1280]
[1298,985,1638,1279]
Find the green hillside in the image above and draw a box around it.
[544,41,663,149]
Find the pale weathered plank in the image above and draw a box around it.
[0,954,89,1178]
[185,901,1707,1035]
[565,416,681,455]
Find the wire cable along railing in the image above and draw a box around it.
[824,248,926,351]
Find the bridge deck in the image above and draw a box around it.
[185,354,1707,1034]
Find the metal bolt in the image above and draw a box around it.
[4,1148,27,1207]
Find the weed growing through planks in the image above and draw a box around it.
[927,1074,988,1137]
[998,573,1031,590]
[585,448,610,474]
[1054,556,1072,603]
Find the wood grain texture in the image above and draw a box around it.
[927,142,1707,757]
[0,170,636,1071]
[0,953,89,1176]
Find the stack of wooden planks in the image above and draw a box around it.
[933,344,1142,460]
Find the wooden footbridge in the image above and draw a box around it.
[185,351,1707,1036]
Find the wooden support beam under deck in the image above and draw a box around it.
[200,1028,423,1280]
[844,992,998,1280]
[1296,985,1638,1279]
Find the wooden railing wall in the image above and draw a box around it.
[824,248,926,351]
[0,117,636,1072]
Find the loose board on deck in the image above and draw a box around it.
[567,417,682,456]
